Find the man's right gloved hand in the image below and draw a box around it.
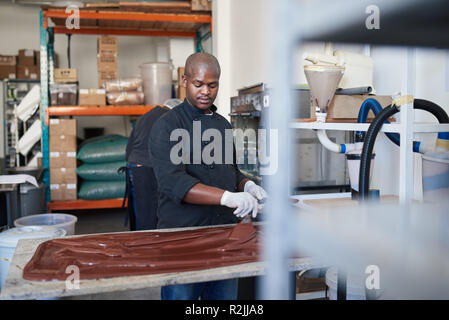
[220,191,259,218]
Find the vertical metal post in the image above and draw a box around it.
[48,27,55,86]
[40,10,50,207]
[399,48,415,204]
[195,31,202,53]
[260,0,296,299]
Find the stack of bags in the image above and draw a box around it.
[98,36,118,88]
[76,135,128,200]
[105,78,144,105]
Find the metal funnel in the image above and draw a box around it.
[304,65,344,122]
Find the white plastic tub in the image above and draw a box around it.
[422,151,449,202]
[346,153,375,192]
[14,213,78,236]
[0,226,66,290]
[140,62,172,105]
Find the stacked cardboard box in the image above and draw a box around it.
[54,68,77,82]
[17,49,39,80]
[308,95,393,120]
[49,119,77,201]
[98,36,118,88]
[79,88,106,105]
[51,69,78,106]
[0,55,17,79]
[177,67,186,101]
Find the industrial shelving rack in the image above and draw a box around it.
[2,79,41,171]
[39,3,212,211]
[263,0,449,299]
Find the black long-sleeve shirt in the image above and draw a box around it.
[126,106,168,166]
[149,99,247,229]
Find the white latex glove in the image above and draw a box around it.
[220,191,259,218]
[244,180,268,201]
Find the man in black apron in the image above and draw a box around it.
[124,99,181,231]
[149,53,268,300]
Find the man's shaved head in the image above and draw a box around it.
[184,52,221,78]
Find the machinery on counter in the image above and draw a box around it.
[303,63,449,201]
[230,83,350,194]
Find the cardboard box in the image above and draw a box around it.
[177,67,186,100]
[79,88,106,105]
[18,49,37,66]
[54,68,77,82]
[17,65,39,80]
[49,152,77,168]
[98,71,117,88]
[50,168,77,184]
[309,94,393,120]
[50,183,77,201]
[49,118,77,138]
[98,36,118,52]
[50,136,77,153]
[191,0,212,11]
[0,55,17,66]
[97,54,117,72]
[0,65,16,79]
[49,119,77,153]
[36,51,40,69]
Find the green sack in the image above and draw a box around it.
[77,135,128,164]
[76,161,126,181]
[78,134,123,149]
[78,180,126,200]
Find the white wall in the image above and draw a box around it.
[0,2,194,139]
[213,0,269,119]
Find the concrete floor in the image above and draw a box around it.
[61,208,161,300]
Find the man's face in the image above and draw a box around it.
[182,64,219,111]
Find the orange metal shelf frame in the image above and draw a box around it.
[53,26,196,38]
[47,105,156,116]
[44,10,212,23]
[43,9,212,36]
[41,6,211,212]
[48,199,127,213]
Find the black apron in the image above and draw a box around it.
[121,163,158,231]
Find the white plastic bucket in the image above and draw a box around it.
[422,151,449,202]
[14,213,78,236]
[0,226,66,290]
[346,153,375,192]
[140,62,172,105]
[325,267,366,300]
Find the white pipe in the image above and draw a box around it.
[317,130,362,154]
[317,129,340,153]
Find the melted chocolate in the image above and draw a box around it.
[23,222,261,281]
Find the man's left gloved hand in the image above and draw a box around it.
[244,180,268,201]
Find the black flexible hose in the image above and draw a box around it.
[357,99,448,152]
[414,99,449,123]
[359,104,399,200]
[358,99,449,200]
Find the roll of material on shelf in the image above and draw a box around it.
[18,119,41,156]
[16,85,40,122]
